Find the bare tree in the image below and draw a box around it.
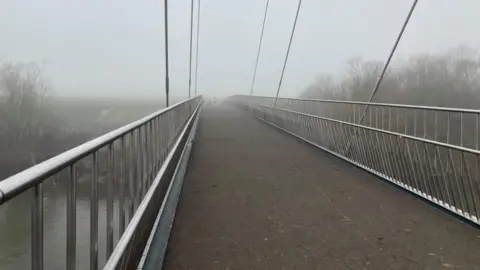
[302,46,480,109]
[299,46,480,174]
[0,61,57,150]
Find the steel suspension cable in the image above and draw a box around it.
[164,0,170,106]
[342,0,419,155]
[274,0,303,105]
[188,0,194,98]
[194,0,201,96]
[250,0,271,96]
[360,0,418,120]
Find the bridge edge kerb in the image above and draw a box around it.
[0,188,4,204]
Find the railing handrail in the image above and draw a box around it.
[257,104,480,156]
[0,96,201,205]
[237,94,480,114]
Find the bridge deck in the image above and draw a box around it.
[163,104,480,269]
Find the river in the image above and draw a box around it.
[0,179,122,270]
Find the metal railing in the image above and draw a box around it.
[246,96,480,148]
[0,96,202,270]
[234,95,480,225]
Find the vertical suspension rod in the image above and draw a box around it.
[274,0,303,106]
[164,0,170,106]
[250,0,271,96]
[188,0,194,98]
[343,0,419,155]
[194,0,201,96]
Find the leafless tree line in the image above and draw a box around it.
[303,46,480,105]
[0,61,58,149]
[300,46,480,147]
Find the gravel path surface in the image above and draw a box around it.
[163,104,480,270]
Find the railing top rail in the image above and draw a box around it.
[0,95,201,205]
[237,95,480,114]
[258,103,480,156]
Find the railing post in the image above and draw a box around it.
[67,165,76,270]
[90,152,99,270]
[31,183,43,270]
[120,137,126,234]
[107,144,114,257]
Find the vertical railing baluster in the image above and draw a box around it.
[140,126,145,197]
[120,137,126,234]
[414,109,417,137]
[151,119,156,174]
[423,110,429,198]
[423,110,427,139]
[388,107,392,131]
[353,104,356,124]
[155,117,160,170]
[129,132,135,220]
[137,128,143,200]
[161,114,166,165]
[405,139,420,192]
[31,183,44,270]
[460,112,464,147]
[434,112,438,170]
[476,114,479,220]
[396,108,399,133]
[67,165,76,270]
[149,121,154,185]
[106,144,114,257]
[369,106,372,127]
[166,112,171,160]
[424,143,440,202]
[143,125,148,192]
[133,130,138,210]
[435,146,451,206]
[459,113,471,216]
[145,123,150,188]
[476,114,479,150]
[90,152,98,270]
[388,135,404,186]
[153,118,158,171]
[462,152,478,219]
[447,112,450,144]
[449,149,467,214]
[398,136,414,189]
[381,107,384,130]
[447,112,452,208]
[461,113,464,179]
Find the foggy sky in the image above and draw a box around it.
[1,0,480,98]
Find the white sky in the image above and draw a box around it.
[1,0,480,98]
